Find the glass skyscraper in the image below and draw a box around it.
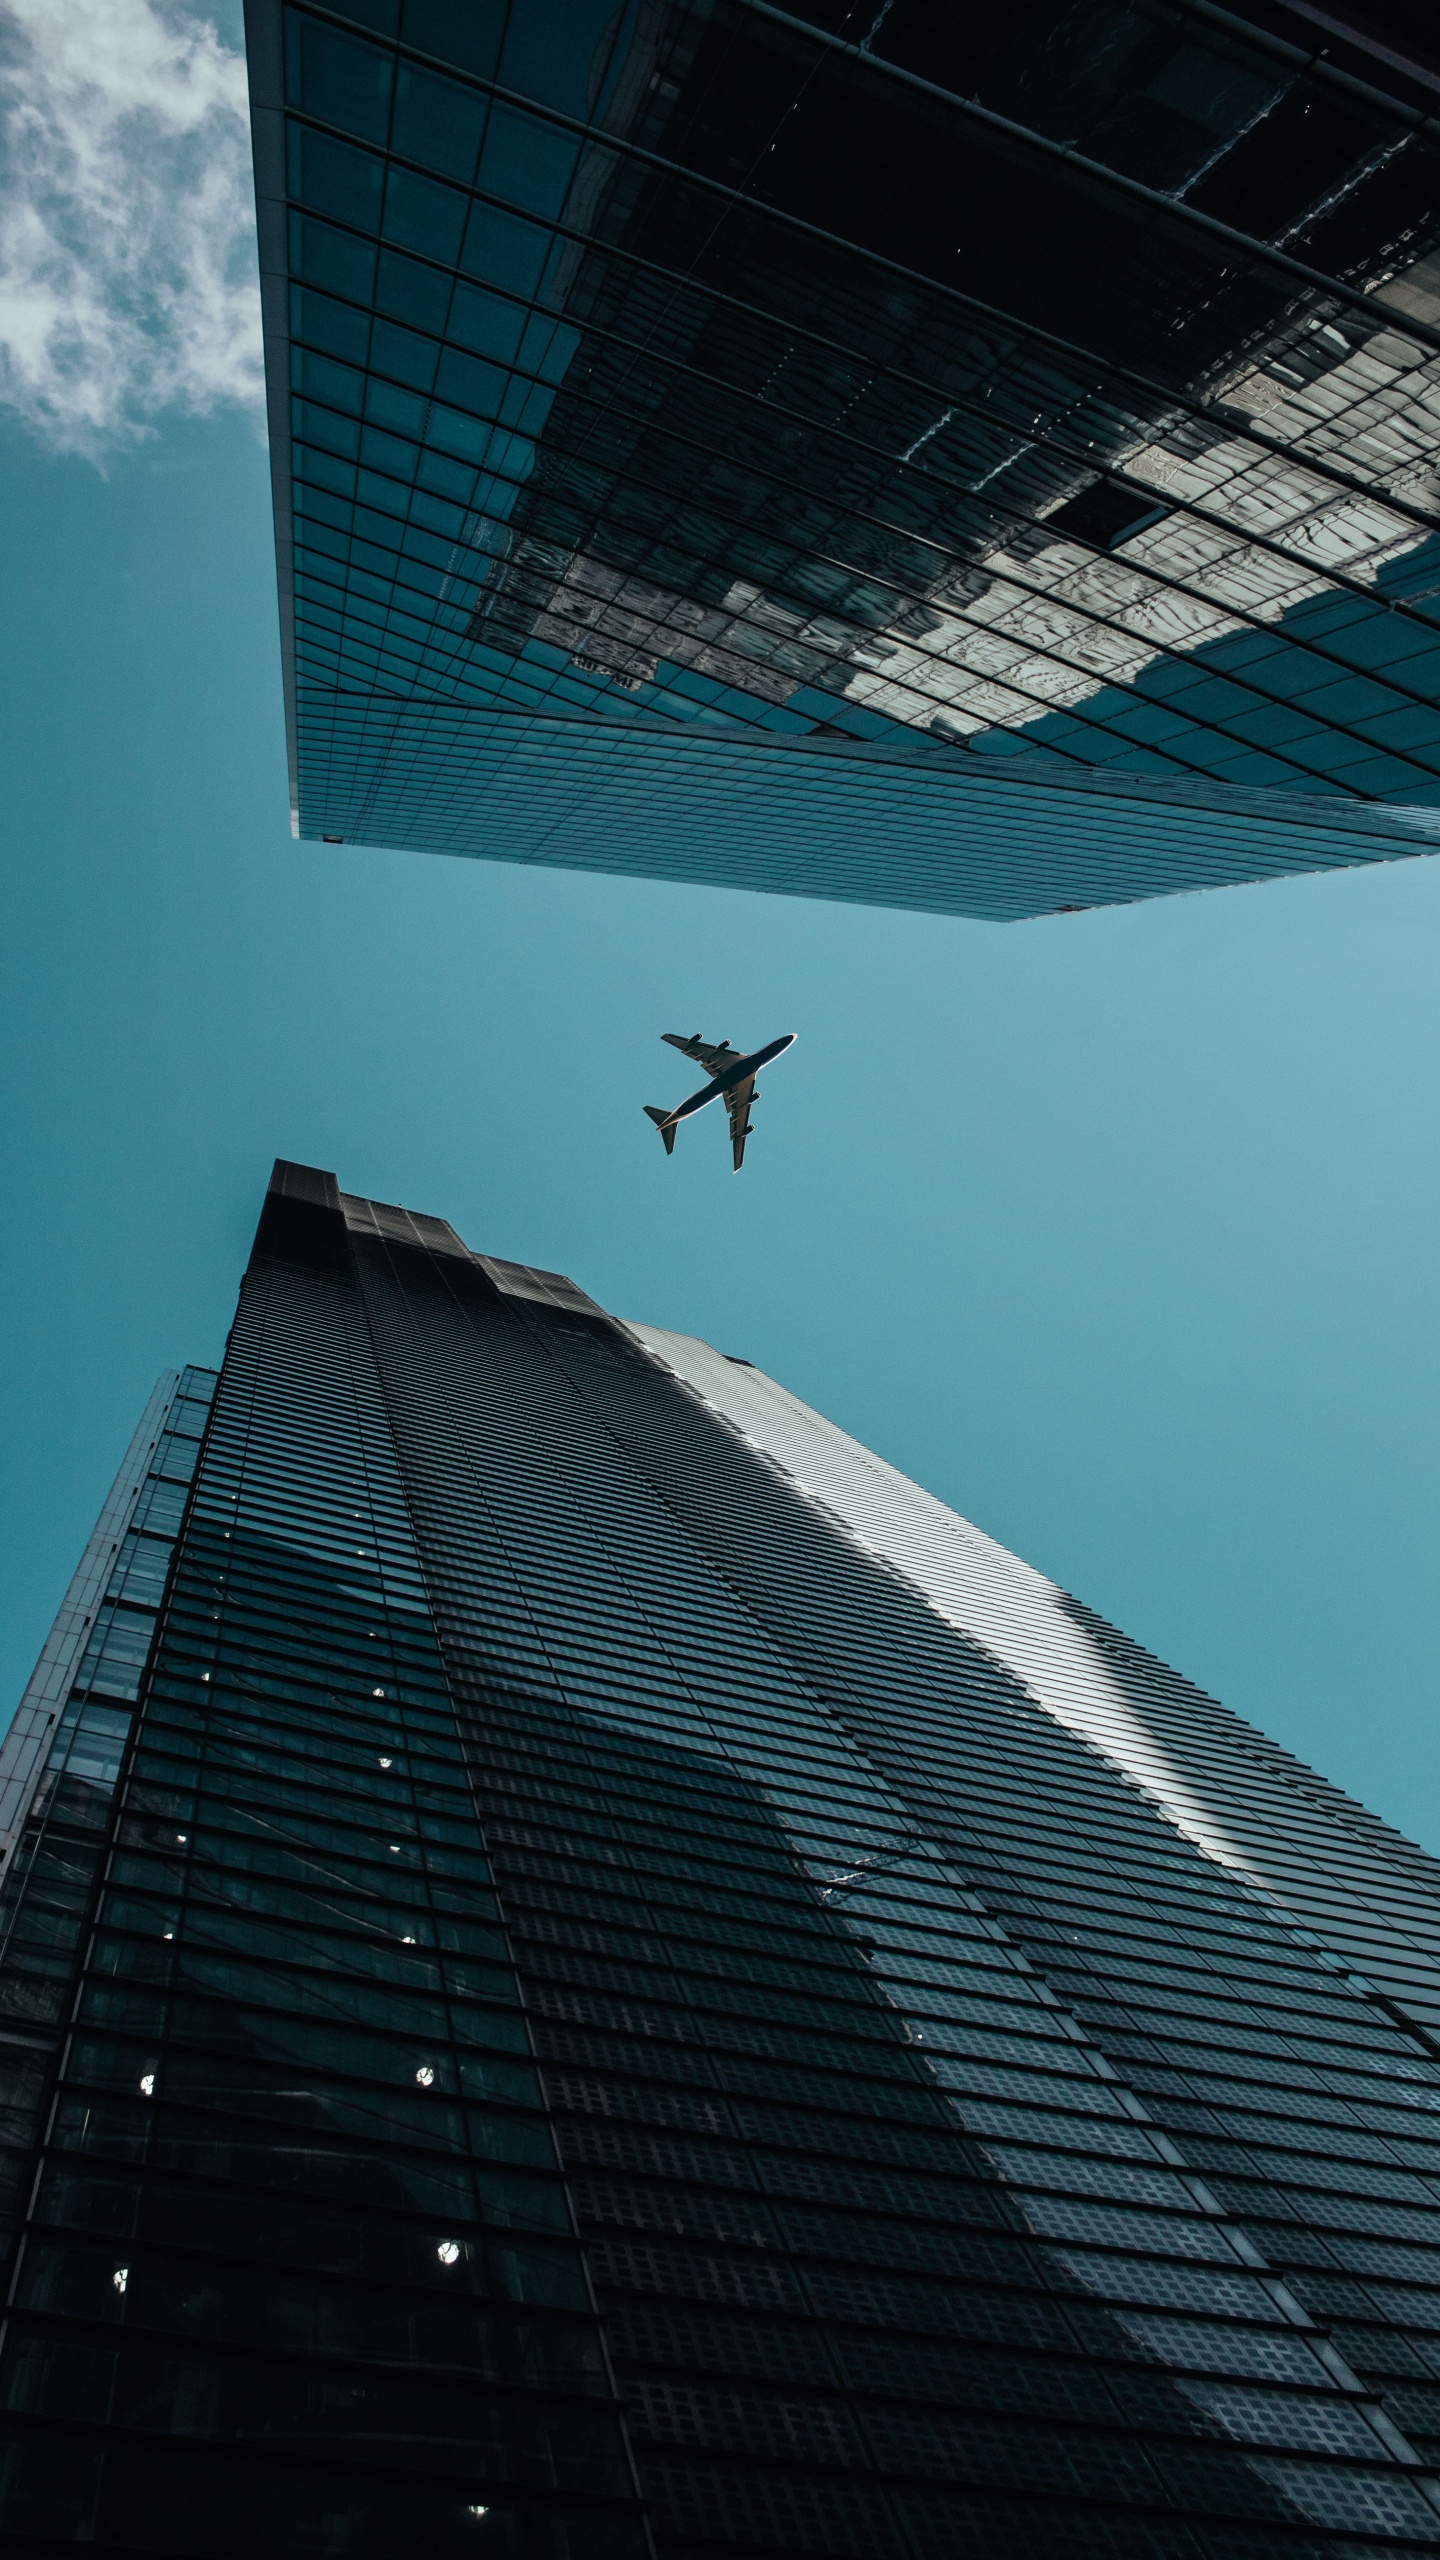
[6,1159,1440,2552]
[245,0,1440,915]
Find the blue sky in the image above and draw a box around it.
[6,6,1440,1856]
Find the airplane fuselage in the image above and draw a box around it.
[695,1033,794,1108]
[644,1031,796,1167]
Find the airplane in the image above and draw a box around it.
[644,1031,796,1172]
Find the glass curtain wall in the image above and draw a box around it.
[0,1169,643,2559]
[351,1203,1440,2558]
[0,1371,217,2280]
[8,1161,1440,2554]
[246,0,1440,914]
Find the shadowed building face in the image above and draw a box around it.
[7,1159,1440,2550]
[246,0,1440,915]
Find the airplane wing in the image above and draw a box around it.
[727,1076,756,1173]
[663,1031,734,1073]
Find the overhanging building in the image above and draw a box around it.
[5,1162,1440,2549]
[244,0,1440,916]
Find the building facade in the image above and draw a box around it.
[246,0,1440,915]
[6,1162,1440,2552]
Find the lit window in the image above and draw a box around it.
[437,2240,460,2265]
[373,1688,386,1699]
[466,2506,488,2521]
[176,1833,187,1845]
[416,2065,436,2087]
[162,1930,174,1941]
[139,2073,155,2097]
[379,1756,392,1769]
[113,2266,129,2293]
[401,1934,417,1945]
[389,1844,401,1854]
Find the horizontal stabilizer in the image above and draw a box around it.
[644,1105,677,1156]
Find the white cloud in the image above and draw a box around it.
[0,0,263,456]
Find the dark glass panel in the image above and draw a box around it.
[287,126,386,234]
[382,165,469,265]
[391,60,487,183]
[285,11,393,144]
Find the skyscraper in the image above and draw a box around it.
[5,1160,1440,2552]
[246,0,1440,915]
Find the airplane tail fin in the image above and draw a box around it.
[644,1106,677,1156]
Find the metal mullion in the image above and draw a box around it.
[282,98,1440,539]
[375,1262,735,1765]
[400,507,1295,793]
[305,678,1383,855]
[465,374,1440,793]
[559,273,1440,665]
[286,5,1440,359]
[525,318,1440,739]
[397,601,1158,788]
[589,230,1440,552]
[284,223,1440,760]
[1082,457,1440,649]
[731,0,1440,357]
[672,283,1440,550]
[492,269,1440,630]
[298,562,395,637]
[1162,0,1440,140]
[302,478,478,615]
